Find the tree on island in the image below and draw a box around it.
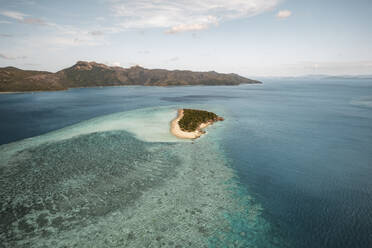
[179,109,222,132]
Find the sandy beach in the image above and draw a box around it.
[0,92,23,94]
[170,109,213,139]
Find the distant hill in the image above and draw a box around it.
[0,61,261,92]
[256,74,372,81]
[324,75,372,80]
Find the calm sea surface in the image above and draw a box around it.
[1,79,372,247]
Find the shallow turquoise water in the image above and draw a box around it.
[0,79,372,247]
[0,106,284,247]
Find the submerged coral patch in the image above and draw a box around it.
[0,107,282,247]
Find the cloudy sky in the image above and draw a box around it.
[0,0,371,76]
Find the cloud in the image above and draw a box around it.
[89,30,104,36]
[105,61,121,67]
[0,53,11,59]
[276,10,291,19]
[0,20,12,24]
[169,56,179,61]
[23,63,40,66]
[138,50,150,54]
[0,53,27,60]
[0,10,49,25]
[111,0,280,33]
[0,10,27,20]
[164,56,180,63]
[31,31,107,47]
[166,23,210,34]
[61,37,102,46]
[12,20,110,48]
[300,61,372,72]
[0,34,12,37]
[22,17,48,25]
[242,61,372,77]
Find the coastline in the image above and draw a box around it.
[0,90,66,94]
[0,83,260,94]
[170,109,213,139]
[0,92,24,94]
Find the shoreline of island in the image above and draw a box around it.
[0,92,24,94]
[170,109,223,139]
[0,82,261,94]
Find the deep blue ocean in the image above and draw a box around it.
[1,79,372,247]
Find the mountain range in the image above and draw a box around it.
[0,61,261,92]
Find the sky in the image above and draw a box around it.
[0,0,371,77]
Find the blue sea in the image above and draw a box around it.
[0,79,372,247]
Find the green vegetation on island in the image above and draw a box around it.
[178,109,223,132]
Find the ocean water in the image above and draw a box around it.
[0,79,371,247]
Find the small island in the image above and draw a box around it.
[171,109,224,139]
